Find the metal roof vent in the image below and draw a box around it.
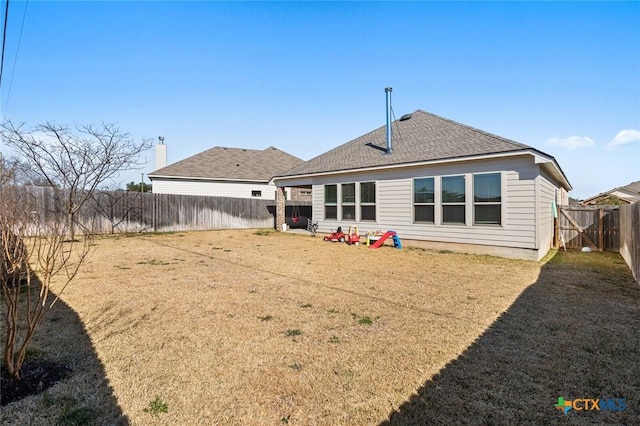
[400,113,412,121]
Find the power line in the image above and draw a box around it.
[3,0,27,115]
[0,0,9,90]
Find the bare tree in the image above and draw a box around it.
[1,156,91,380]
[1,120,149,381]
[1,121,152,240]
[89,186,145,234]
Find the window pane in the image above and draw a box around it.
[361,205,376,221]
[342,183,355,203]
[414,178,434,203]
[415,205,434,223]
[342,205,355,220]
[442,176,465,203]
[361,182,375,203]
[474,174,501,202]
[443,205,465,224]
[475,205,501,225]
[325,185,337,204]
[325,206,337,220]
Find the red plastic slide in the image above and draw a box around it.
[368,231,396,249]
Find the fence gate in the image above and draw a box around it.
[556,206,620,251]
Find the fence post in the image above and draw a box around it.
[599,208,604,252]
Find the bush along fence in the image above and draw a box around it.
[20,186,279,234]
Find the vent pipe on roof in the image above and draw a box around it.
[385,87,393,154]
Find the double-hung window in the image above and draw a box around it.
[413,178,435,223]
[360,182,376,221]
[324,185,337,220]
[442,175,465,224]
[341,183,356,220]
[474,173,501,225]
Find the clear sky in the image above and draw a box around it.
[1,1,638,199]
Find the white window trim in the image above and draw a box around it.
[360,181,377,222]
[413,177,436,224]
[472,172,503,227]
[441,174,467,226]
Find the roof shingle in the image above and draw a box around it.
[149,146,303,182]
[277,110,538,177]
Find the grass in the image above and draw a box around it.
[144,397,168,417]
[1,230,638,425]
[42,394,99,425]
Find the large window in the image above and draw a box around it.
[414,178,435,223]
[341,183,356,220]
[442,175,465,224]
[360,182,376,221]
[324,185,337,220]
[474,173,501,225]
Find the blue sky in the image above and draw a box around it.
[1,1,638,199]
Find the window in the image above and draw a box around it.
[413,178,434,223]
[251,190,261,197]
[324,185,337,219]
[474,173,501,225]
[442,175,465,224]
[360,182,376,221]
[341,183,356,220]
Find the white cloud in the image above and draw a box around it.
[547,136,595,150]
[608,129,640,147]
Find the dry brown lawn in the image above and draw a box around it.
[1,230,638,425]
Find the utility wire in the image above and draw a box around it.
[3,0,27,115]
[0,0,9,90]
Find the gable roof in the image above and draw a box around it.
[581,180,640,205]
[148,146,304,182]
[276,110,570,189]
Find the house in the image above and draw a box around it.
[272,109,572,260]
[580,181,640,205]
[148,145,306,200]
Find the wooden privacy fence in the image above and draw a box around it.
[556,205,619,251]
[18,186,282,233]
[619,202,640,284]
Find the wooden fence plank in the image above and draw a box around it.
[557,206,620,251]
[21,187,289,234]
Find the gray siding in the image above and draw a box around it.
[309,155,545,253]
[537,170,560,259]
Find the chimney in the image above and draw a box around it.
[385,87,393,154]
[156,136,167,170]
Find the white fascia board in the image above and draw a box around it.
[148,175,270,184]
[532,153,572,191]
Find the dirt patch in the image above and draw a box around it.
[1,361,72,406]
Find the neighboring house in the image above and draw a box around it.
[272,110,572,260]
[580,181,640,205]
[148,146,306,200]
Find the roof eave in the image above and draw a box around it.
[148,174,271,184]
[273,149,572,190]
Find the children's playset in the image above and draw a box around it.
[322,225,402,249]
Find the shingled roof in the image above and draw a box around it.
[277,110,547,177]
[149,146,303,182]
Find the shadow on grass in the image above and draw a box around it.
[1,279,128,425]
[381,250,640,425]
